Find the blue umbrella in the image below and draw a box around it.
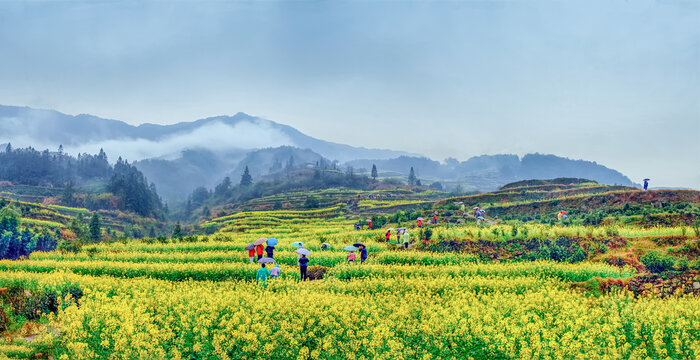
[344,246,358,251]
[296,248,311,256]
[291,241,304,248]
[257,257,276,263]
[267,238,278,247]
[245,243,255,251]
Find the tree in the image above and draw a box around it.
[240,166,253,186]
[214,176,232,197]
[62,181,76,205]
[4,143,11,153]
[89,213,101,243]
[172,222,183,239]
[408,167,417,186]
[69,214,88,240]
[190,186,211,206]
[416,179,422,187]
[371,164,378,180]
[429,181,443,191]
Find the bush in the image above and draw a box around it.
[675,257,689,272]
[568,247,588,263]
[640,251,675,273]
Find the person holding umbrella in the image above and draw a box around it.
[367,219,373,230]
[321,243,330,251]
[256,243,264,261]
[344,245,357,262]
[403,230,410,249]
[293,241,305,265]
[643,178,650,191]
[256,263,270,288]
[247,244,256,263]
[417,217,424,227]
[266,238,278,259]
[354,243,368,263]
[298,254,310,281]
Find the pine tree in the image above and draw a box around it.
[172,222,183,239]
[240,166,253,186]
[4,143,11,153]
[408,167,417,186]
[89,213,101,243]
[371,164,378,180]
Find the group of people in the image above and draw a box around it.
[385,228,412,249]
[346,245,368,263]
[254,240,369,286]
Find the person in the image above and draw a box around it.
[265,245,274,259]
[644,179,649,191]
[256,244,264,260]
[460,203,466,213]
[347,251,356,263]
[299,254,309,281]
[417,219,422,228]
[359,245,368,263]
[270,264,281,279]
[321,243,328,251]
[248,247,256,263]
[368,220,373,229]
[385,230,391,242]
[433,214,438,225]
[396,230,401,244]
[256,263,270,288]
[403,231,410,249]
[354,222,360,231]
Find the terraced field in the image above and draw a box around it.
[0,181,698,359]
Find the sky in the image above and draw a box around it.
[0,0,698,188]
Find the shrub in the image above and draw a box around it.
[675,257,689,272]
[640,251,675,274]
[568,247,587,263]
[423,228,433,241]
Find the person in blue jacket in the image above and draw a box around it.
[359,245,368,264]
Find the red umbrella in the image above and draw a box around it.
[559,211,567,215]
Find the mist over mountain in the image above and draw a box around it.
[0,105,636,200]
[0,105,409,163]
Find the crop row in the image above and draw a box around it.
[30,250,480,267]
[0,260,632,282]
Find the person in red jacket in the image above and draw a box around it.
[417,219,423,227]
[368,220,373,229]
[433,214,438,225]
[248,247,256,263]
[385,230,391,242]
[256,244,264,260]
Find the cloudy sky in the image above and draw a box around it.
[0,0,698,188]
